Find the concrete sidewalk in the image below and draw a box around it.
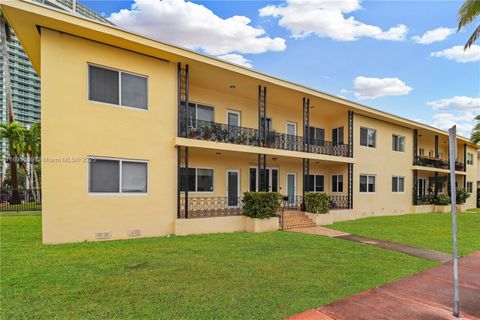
[287,252,480,320]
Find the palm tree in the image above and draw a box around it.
[458,0,480,49]
[23,123,41,202]
[0,122,24,204]
[471,115,480,144]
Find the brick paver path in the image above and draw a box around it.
[287,252,480,320]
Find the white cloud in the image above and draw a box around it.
[259,0,407,41]
[429,112,475,137]
[109,0,286,56]
[353,76,412,99]
[411,27,454,44]
[431,45,480,63]
[217,54,252,68]
[427,96,480,111]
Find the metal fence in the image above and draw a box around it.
[0,189,42,212]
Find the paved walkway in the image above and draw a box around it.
[289,226,452,262]
[287,252,480,320]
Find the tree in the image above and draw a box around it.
[458,0,480,49]
[471,115,480,144]
[0,122,24,204]
[23,123,41,202]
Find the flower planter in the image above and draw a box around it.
[434,205,450,213]
[305,212,333,226]
[245,216,279,233]
[456,204,466,213]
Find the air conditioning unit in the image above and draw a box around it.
[127,229,141,237]
[95,231,111,240]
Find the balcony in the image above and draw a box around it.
[179,195,349,218]
[179,119,351,158]
[414,156,464,171]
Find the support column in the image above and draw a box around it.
[258,85,267,147]
[302,97,310,152]
[413,129,418,164]
[177,146,181,219]
[302,159,310,196]
[434,135,439,158]
[184,146,189,219]
[463,143,467,173]
[348,163,353,209]
[348,111,354,157]
[177,63,189,137]
[413,169,418,205]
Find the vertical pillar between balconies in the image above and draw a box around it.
[413,169,418,205]
[348,163,353,209]
[413,129,418,165]
[434,135,439,158]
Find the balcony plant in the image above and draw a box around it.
[456,188,470,204]
[202,125,213,140]
[265,130,278,148]
[242,192,282,219]
[435,194,450,205]
[304,192,330,214]
[188,126,201,139]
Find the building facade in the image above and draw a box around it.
[2,0,477,244]
[0,0,109,159]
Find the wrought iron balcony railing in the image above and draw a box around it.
[180,119,351,157]
[414,194,435,205]
[414,156,465,171]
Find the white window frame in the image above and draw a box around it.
[332,127,344,145]
[331,174,344,193]
[226,169,241,207]
[87,156,149,196]
[286,172,297,197]
[359,174,376,194]
[189,101,215,122]
[392,134,405,152]
[467,153,474,165]
[467,181,473,193]
[181,167,215,193]
[87,63,149,111]
[226,110,241,126]
[249,166,279,192]
[360,127,376,148]
[392,176,405,193]
[307,173,325,192]
[417,177,426,196]
[286,121,297,136]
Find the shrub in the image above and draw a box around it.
[435,194,450,205]
[304,192,330,214]
[456,188,470,204]
[242,192,282,219]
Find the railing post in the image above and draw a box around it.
[185,146,189,219]
[177,146,181,218]
[413,169,418,205]
[348,163,353,209]
[348,110,354,157]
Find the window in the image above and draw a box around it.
[360,127,376,148]
[360,175,375,193]
[332,127,344,145]
[331,175,344,193]
[180,167,214,192]
[392,135,405,152]
[467,181,473,193]
[309,127,325,146]
[88,65,148,110]
[185,103,214,122]
[89,158,148,193]
[261,117,272,131]
[467,153,474,165]
[392,176,405,193]
[306,174,324,192]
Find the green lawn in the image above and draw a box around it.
[1,215,436,319]
[330,213,480,256]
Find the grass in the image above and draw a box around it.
[1,215,437,319]
[330,213,480,256]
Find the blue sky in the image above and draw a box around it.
[81,0,479,136]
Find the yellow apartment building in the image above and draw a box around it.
[2,0,477,244]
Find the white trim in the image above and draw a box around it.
[226,110,241,126]
[359,174,376,194]
[392,134,406,153]
[392,175,405,193]
[286,121,297,136]
[180,166,215,194]
[87,156,149,196]
[286,172,297,198]
[87,63,149,111]
[417,177,427,196]
[331,174,344,193]
[226,169,241,208]
[248,166,279,192]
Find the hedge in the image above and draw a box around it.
[242,192,282,219]
[304,192,330,214]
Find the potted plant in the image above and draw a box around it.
[265,130,278,148]
[456,188,470,212]
[242,192,281,232]
[434,193,450,213]
[202,125,213,140]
